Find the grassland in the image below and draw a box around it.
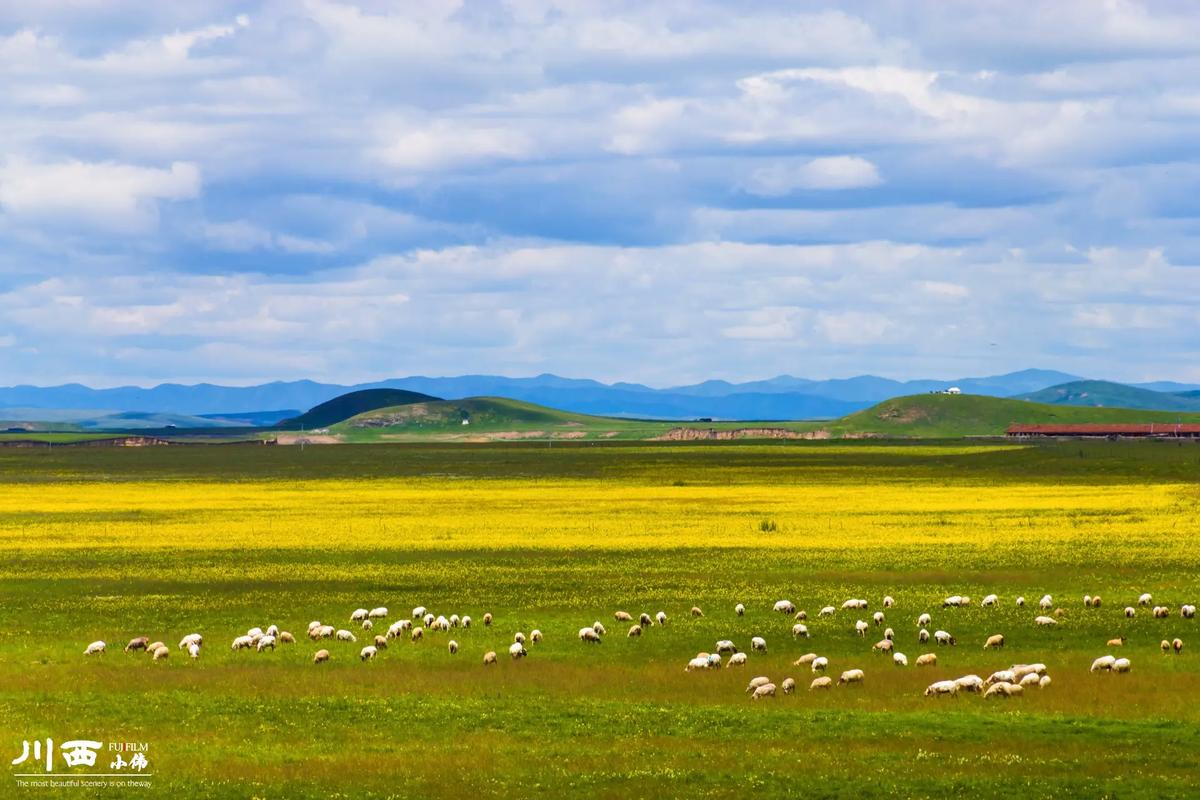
[1,440,1199,798]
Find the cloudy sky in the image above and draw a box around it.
[2,0,1199,387]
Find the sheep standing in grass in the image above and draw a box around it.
[792,623,809,639]
[152,646,169,661]
[361,620,373,632]
[746,676,771,693]
[411,627,424,642]
[691,606,704,618]
[855,620,869,637]
[793,653,817,667]
[1161,639,1171,654]
[919,629,930,643]
[515,632,527,644]
[483,613,493,627]
[578,627,601,644]
[782,677,796,694]
[628,625,642,638]
[986,670,1016,685]
[811,657,828,673]
[1183,605,1196,619]
[934,630,955,646]
[774,600,796,614]
[1139,593,1153,607]
[893,652,908,667]
[1107,637,1126,647]
[351,609,369,622]
[1034,616,1057,627]
[313,649,330,664]
[1174,638,1184,654]
[716,640,738,654]
[256,635,276,652]
[188,643,200,660]
[873,612,885,626]
[984,634,1005,650]
[838,669,864,686]
[530,630,543,644]
[448,640,459,655]
[982,594,998,607]
[1090,655,1116,672]
[872,639,893,654]
[1113,658,1131,673]
[280,631,295,645]
[819,606,835,618]
[810,676,832,690]
[685,657,710,672]
[1016,596,1025,607]
[592,621,607,636]
[918,613,932,627]
[335,630,356,643]
[483,651,497,665]
[369,607,388,620]
[735,603,745,617]
[656,612,667,626]
[751,683,777,700]
[147,641,165,654]
[308,621,321,635]
[84,641,106,656]
[413,606,426,620]
[915,653,937,667]
[751,637,767,653]
[727,653,748,667]
[509,642,527,660]
[883,627,895,642]
[883,596,895,608]
[1039,595,1053,611]
[462,616,472,629]
[925,680,958,698]
[124,637,149,653]
[954,675,984,693]
[1125,607,1136,618]
[232,635,254,651]
[615,611,633,622]
[179,633,203,651]
[1038,675,1052,688]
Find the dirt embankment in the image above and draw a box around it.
[652,427,831,441]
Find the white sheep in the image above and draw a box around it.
[351,608,369,622]
[782,677,796,694]
[893,652,908,667]
[810,676,832,690]
[639,613,653,627]
[685,657,710,672]
[578,627,601,644]
[188,643,200,659]
[934,630,955,646]
[335,629,356,642]
[1138,593,1153,607]
[515,632,527,644]
[1153,606,1170,619]
[727,652,748,667]
[369,607,388,619]
[412,606,427,619]
[746,675,771,693]
[915,653,937,667]
[855,620,869,637]
[793,653,817,667]
[361,619,374,631]
[483,613,493,627]
[509,642,527,659]
[530,630,543,644]
[307,621,321,634]
[774,600,796,614]
[462,616,472,628]
[924,680,958,697]
[256,635,276,652]
[750,682,777,700]
[983,634,1005,650]
[873,611,885,626]
[838,669,864,686]
[360,645,377,662]
[1182,605,1196,619]
[843,598,868,610]
[448,640,459,655]
[1011,663,1047,680]
[872,639,893,654]
[792,623,809,638]
[1125,607,1136,618]
[818,606,835,618]
[883,595,895,608]
[449,614,460,627]
[1019,672,1041,687]
[919,628,930,643]
[716,640,738,654]
[942,595,963,608]
[84,641,106,656]
[483,651,497,665]
[982,594,998,607]
[707,653,722,669]
[751,636,767,652]
[387,620,411,639]
[986,669,1016,685]
[423,613,435,628]
[655,612,667,626]
[231,635,254,651]
[883,627,895,641]
[179,633,203,650]
[735,603,746,616]
[918,613,932,627]
[614,611,633,622]
[1015,596,1025,607]
[811,656,829,673]
[984,682,1022,699]
[628,624,642,637]
[313,649,331,664]
[434,615,450,631]
[266,624,279,637]
[411,627,424,642]
[1039,675,1052,688]
[954,674,984,693]
[1090,655,1116,672]
[152,645,169,661]
[593,621,608,636]
[1034,616,1057,626]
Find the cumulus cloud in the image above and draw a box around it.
[743,156,882,195]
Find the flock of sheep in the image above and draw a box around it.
[80,591,1190,702]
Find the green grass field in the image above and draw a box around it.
[1,440,1199,798]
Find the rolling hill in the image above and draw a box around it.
[1016,380,1200,412]
[279,389,440,430]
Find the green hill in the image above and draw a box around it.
[1016,380,1200,412]
[822,393,1200,438]
[279,389,440,430]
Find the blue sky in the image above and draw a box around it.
[1,0,1198,387]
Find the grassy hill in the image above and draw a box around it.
[822,393,1200,438]
[1016,380,1200,412]
[279,388,440,430]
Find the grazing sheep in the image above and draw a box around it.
[1011,663,1046,680]
[188,643,200,659]
[984,682,1020,699]
[578,627,601,644]
[918,613,932,627]
[727,652,748,667]
[883,627,895,641]
[873,611,885,626]
[735,603,745,617]
[279,631,295,644]
[231,635,254,651]
[374,635,388,650]
[434,615,450,631]
[1034,616,1057,627]
[1039,595,1053,611]
[448,613,460,627]
[1053,608,1067,619]
[411,627,424,642]
[925,680,958,698]
[263,625,279,638]
[124,637,149,653]
[1113,657,1131,673]
[335,629,356,643]
[483,651,497,665]
[655,612,667,626]
[685,657,710,672]
[1154,606,1170,619]
[1107,637,1126,647]
[690,606,704,618]
[152,646,169,661]
[986,670,1016,685]
[942,596,964,608]
[915,653,937,667]
[811,656,829,673]
[810,676,833,690]
[614,611,633,622]
[593,621,607,636]
[745,676,771,693]
[1083,595,1092,607]
[84,641,106,656]
[982,594,998,607]
[782,677,796,694]
[1125,607,1137,618]
[361,619,373,631]
[855,620,869,637]
[1090,655,1116,672]
[147,641,165,654]
[462,616,472,629]
[351,608,369,622]
[627,624,642,637]
[819,606,835,618]
[1174,638,1184,654]
[1183,605,1196,619]
[530,630,543,644]
[515,632,526,644]
[1139,593,1153,607]
[509,642,527,660]
[934,630,956,646]
[794,610,807,620]
[412,606,426,619]
[838,669,864,686]
[1019,672,1041,687]
[1039,675,1052,689]
[954,674,984,693]
[706,653,722,668]
[751,636,767,652]
[883,595,895,608]
[483,613,493,627]
[984,634,1005,650]
[313,649,330,664]
[448,640,459,655]
[179,633,203,650]
[256,635,276,652]
[774,600,796,614]
[872,639,893,654]
[843,598,868,610]
[792,623,810,638]
[386,620,409,639]
[1015,596,1025,607]
[307,621,321,634]
[893,652,908,667]
[751,683,777,700]
[360,646,377,662]
[793,653,817,667]
[1161,639,1171,654]
[316,625,335,639]
[369,607,388,619]
[919,628,930,643]
[716,640,738,654]
[1091,596,1103,608]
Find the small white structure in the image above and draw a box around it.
[945,387,961,395]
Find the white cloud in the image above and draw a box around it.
[743,156,882,195]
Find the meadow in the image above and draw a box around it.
[1,439,1199,798]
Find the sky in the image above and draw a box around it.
[1,0,1199,388]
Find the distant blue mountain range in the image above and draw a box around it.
[7,368,1196,425]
